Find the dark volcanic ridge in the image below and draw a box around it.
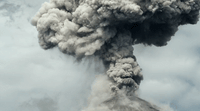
[104,96,161,111]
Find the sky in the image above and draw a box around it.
[0,0,200,111]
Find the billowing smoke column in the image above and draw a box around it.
[32,0,200,110]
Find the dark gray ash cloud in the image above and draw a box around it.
[31,0,200,110]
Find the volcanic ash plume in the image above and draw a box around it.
[32,0,200,110]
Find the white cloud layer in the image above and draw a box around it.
[0,0,200,111]
[134,23,200,111]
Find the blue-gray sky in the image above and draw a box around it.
[0,0,200,111]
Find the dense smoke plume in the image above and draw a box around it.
[32,0,200,110]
